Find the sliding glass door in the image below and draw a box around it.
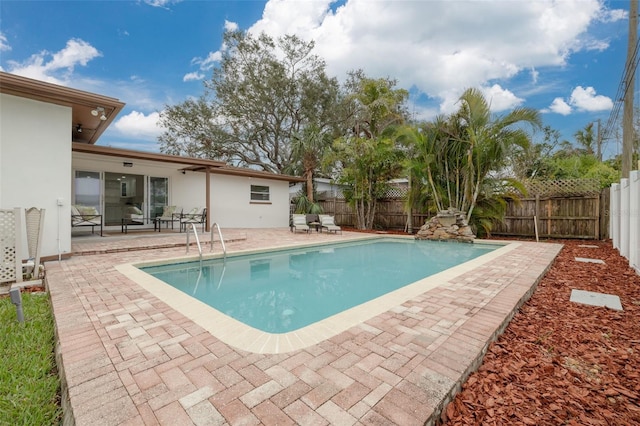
[73,171,169,228]
[103,172,145,226]
[149,177,168,219]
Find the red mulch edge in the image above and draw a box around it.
[441,239,640,425]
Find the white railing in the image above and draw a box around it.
[610,170,639,275]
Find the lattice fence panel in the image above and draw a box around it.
[0,209,18,283]
[523,179,601,197]
[381,186,408,199]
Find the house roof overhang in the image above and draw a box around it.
[182,164,305,183]
[0,71,125,144]
[72,143,227,168]
[73,143,305,183]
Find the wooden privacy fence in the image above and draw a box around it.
[316,179,610,240]
[317,198,431,231]
[490,179,608,240]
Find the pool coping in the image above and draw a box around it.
[116,237,515,354]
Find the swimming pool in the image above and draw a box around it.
[140,238,495,331]
[142,239,495,333]
[118,236,513,353]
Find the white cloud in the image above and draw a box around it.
[530,68,539,85]
[112,111,162,140]
[546,98,573,115]
[544,86,612,115]
[195,51,222,70]
[481,85,525,112]
[183,72,204,82]
[0,33,10,52]
[224,20,239,32]
[569,86,613,112]
[243,0,612,113]
[143,0,181,9]
[5,38,100,85]
[599,8,627,23]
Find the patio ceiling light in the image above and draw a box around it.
[76,124,82,133]
[91,107,107,121]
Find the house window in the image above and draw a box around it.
[250,185,270,202]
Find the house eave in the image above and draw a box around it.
[72,143,227,168]
[0,71,125,144]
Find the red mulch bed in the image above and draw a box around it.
[441,239,640,425]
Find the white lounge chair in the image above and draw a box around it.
[291,214,310,233]
[319,214,341,234]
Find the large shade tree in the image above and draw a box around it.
[158,30,341,174]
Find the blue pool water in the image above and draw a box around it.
[141,238,496,333]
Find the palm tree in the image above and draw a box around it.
[453,88,541,221]
[400,89,540,232]
[574,122,596,155]
[290,125,330,204]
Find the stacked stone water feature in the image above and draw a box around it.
[416,208,476,242]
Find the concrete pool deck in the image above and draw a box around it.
[48,229,562,425]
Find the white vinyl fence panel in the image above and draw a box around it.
[610,172,640,275]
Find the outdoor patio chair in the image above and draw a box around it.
[319,214,342,234]
[180,207,206,232]
[291,214,310,233]
[155,205,180,231]
[71,205,103,236]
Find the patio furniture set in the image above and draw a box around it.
[290,213,342,234]
[71,205,206,235]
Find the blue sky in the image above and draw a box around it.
[0,0,631,159]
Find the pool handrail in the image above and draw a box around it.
[210,222,226,258]
[185,223,203,269]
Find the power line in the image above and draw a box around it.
[601,21,640,143]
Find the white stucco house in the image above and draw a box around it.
[0,72,303,261]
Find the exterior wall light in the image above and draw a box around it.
[91,107,108,121]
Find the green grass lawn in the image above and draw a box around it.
[0,291,61,425]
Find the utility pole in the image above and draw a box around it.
[596,119,603,161]
[622,0,638,178]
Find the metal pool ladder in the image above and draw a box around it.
[186,222,227,262]
[210,222,226,258]
[185,223,203,267]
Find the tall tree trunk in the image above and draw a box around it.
[305,168,314,203]
[445,159,452,210]
[426,165,443,212]
[406,175,413,233]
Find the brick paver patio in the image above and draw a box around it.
[47,229,562,425]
